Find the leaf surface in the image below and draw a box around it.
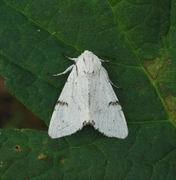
[0,0,176,179]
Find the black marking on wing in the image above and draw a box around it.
[75,64,78,76]
[57,100,68,107]
[83,121,87,126]
[92,120,95,125]
[82,120,95,126]
[109,100,120,106]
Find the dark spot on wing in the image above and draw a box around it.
[109,100,120,106]
[75,64,78,76]
[83,121,87,126]
[57,100,68,107]
[92,120,95,125]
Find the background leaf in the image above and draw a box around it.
[0,0,176,179]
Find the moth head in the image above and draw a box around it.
[77,50,102,74]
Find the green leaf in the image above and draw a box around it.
[0,0,176,179]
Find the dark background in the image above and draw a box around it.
[0,76,47,130]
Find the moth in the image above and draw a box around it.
[48,50,128,139]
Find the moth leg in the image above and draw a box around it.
[62,52,77,62]
[102,67,122,89]
[48,65,75,77]
[109,79,122,90]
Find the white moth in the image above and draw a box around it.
[48,50,128,139]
